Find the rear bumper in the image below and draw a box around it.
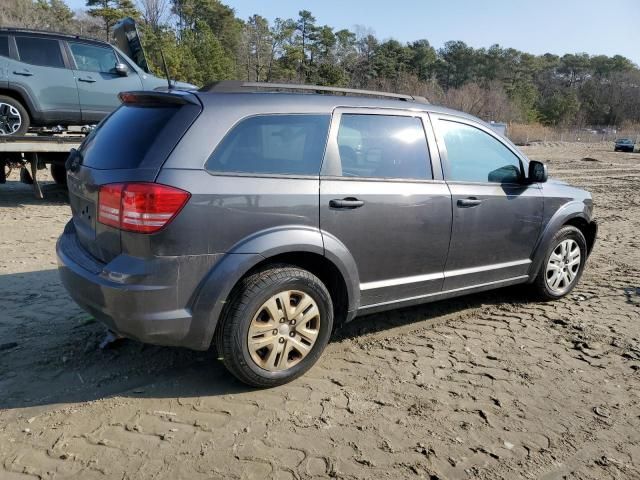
[56,221,219,350]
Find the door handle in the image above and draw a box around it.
[329,198,365,209]
[457,197,483,208]
[78,77,96,83]
[13,70,33,76]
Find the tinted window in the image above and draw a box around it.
[0,35,9,58]
[15,36,64,68]
[70,43,118,73]
[81,106,179,169]
[207,115,330,175]
[337,114,431,179]
[440,120,521,183]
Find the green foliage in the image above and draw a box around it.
[86,0,140,40]
[4,0,640,126]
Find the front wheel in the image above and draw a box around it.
[215,266,334,387]
[532,225,587,300]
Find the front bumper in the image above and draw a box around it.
[56,222,218,350]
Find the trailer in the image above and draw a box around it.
[0,135,82,198]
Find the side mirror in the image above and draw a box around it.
[115,63,129,76]
[528,160,548,183]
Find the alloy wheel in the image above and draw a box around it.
[546,239,581,294]
[0,102,22,135]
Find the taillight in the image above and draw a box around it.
[98,183,190,233]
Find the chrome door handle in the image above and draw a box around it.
[329,198,365,209]
[457,197,483,208]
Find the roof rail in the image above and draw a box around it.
[0,27,105,45]
[200,81,429,104]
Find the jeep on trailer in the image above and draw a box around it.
[57,82,597,387]
[0,19,193,136]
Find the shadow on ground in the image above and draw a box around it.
[0,180,69,207]
[0,267,533,411]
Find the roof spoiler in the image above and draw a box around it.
[118,91,200,106]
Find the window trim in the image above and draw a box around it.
[322,107,442,181]
[14,35,68,69]
[431,113,529,186]
[204,113,332,177]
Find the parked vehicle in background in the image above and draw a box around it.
[0,23,194,136]
[57,82,597,387]
[614,138,635,152]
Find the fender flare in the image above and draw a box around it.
[185,226,360,350]
[528,200,594,281]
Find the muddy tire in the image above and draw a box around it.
[0,95,30,136]
[532,225,587,300]
[215,266,333,387]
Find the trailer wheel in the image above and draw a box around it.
[0,95,30,136]
[50,162,67,186]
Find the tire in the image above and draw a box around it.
[215,266,333,387]
[532,225,588,300]
[50,162,67,186]
[0,95,30,136]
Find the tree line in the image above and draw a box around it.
[2,0,640,128]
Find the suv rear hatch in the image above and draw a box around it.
[66,91,202,263]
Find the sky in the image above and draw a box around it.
[65,0,640,65]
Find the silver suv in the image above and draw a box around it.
[57,83,597,387]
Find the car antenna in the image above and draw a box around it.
[159,48,173,90]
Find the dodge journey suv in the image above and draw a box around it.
[57,82,597,387]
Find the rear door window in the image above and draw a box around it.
[206,115,330,175]
[0,35,9,58]
[81,105,181,169]
[15,36,64,68]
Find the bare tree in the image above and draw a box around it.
[137,0,168,30]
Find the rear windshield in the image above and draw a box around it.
[81,105,179,169]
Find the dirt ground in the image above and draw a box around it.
[0,142,639,480]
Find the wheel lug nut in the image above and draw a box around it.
[279,337,285,343]
[280,318,285,323]
[289,332,295,337]
[272,329,278,335]
[290,319,296,325]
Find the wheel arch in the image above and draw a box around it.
[529,201,596,282]
[0,87,36,122]
[187,226,360,350]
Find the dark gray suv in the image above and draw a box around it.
[57,83,597,387]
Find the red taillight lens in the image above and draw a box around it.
[98,183,190,234]
[97,183,124,229]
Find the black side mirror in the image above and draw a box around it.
[115,63,129,76]
[528,160,548,183]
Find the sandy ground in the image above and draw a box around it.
[0,142,639,479]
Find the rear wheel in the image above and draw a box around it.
[0,95,29,136]
[532,225,587,300]
[216,266,333,387]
